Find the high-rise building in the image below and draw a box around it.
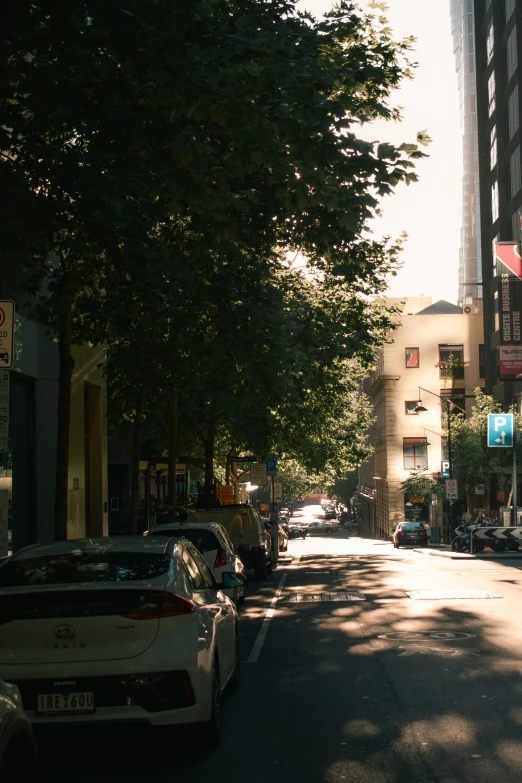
[474,0,522,405]
[450,0,483,306]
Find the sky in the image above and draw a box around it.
[297,0,463,304]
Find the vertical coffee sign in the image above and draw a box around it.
[0,371,9,453]
[499,274,522,375]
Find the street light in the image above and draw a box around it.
[413,387,466,544]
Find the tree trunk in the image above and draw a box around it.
[167,391,178,504]
[204,419,216,487]
[129,390,144,534]
[55,307,75,541]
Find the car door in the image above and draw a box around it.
[183,546,236,685]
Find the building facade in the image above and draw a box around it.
[474,0,522,405]
[451,0,483,305]
[0,309,109,549]
[358,299,484,541]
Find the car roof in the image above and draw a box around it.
[150,521,225,535]
[10,536,180,561]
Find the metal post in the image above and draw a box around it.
[513,403,518,527]
[271,475,279,562]
[470,526,473,555]
[145,463,151,532]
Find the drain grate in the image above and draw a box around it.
[405,589,502,600]
[288,591,366,603]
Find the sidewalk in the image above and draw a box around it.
[413,542,522,560]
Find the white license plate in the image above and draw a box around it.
[37,692,95,715]
[407,534,418,538]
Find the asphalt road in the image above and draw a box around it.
[39,505,522,783]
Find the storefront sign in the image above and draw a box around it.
[498,272,522,375]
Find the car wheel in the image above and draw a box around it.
[201,661,222,749]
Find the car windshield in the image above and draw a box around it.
[150,528,220,554]
[400,523,425,531]
[0,552,171,587]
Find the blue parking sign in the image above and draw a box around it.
[487,413,514,448]
[266,459,277,473]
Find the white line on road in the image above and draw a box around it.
[246,574,287,664]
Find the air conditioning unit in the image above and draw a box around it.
[464,306,472,313]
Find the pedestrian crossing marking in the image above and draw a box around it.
[288,591,366,603]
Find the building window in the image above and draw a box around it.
[403,438,428,470]
[492,179,499,223]
[508,87,519,140]
[487,22,495,64]
[439,345,465,379]
[506,0,516,23]
[507,26,518,82]
[490,125,498,169]
[405,401,419,416]
[479,344,486,378]
[510,145,521,198]
[405,347,420,368]
[488,72,496,116]
[441,390,466,425]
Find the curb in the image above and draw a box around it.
[413,548,472,560]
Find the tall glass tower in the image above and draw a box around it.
[450,0,482,304]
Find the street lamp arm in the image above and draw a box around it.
[416,386,466,415]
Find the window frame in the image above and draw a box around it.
[438,345,465,380]
[405,347,420,369]
[403,438,428,471]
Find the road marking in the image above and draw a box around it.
[246,574,287,664]
[405,589,502,600]
[397,646,481,657]
[304,571,330,574]
[288,591,366,603]
[379,631,476,641]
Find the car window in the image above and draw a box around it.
[219,527,234,552]
[0,552,170,587]
[180,530,220,554]
[400,523,425,531]
[182,548,206,591]
[188,547,215,589]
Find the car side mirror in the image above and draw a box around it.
[217,572,248,589]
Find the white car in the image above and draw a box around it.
[0,679,39,782]
[145,522,245,604]
[0,537,245,746]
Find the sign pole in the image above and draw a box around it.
[513,403,518,527]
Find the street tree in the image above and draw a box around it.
[3,0,426,537]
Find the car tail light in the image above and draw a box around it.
[419,530,427,536]
[119,591,195,620]
[398,531,406,537]
[214,548,230,568]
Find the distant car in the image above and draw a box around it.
[307,520,338,535]
[288,523,307,539]
[324,507,336,520]
[0,680,38,782]
[0,537,245,745]
[392,521,429,548]
[279,507,291,519]
[146,521,245,604]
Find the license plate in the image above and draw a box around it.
[37,692,95,715]
[407,534,418,538]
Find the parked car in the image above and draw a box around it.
[0,537,245,747]
[392,521,429,548]
[279,507,292,519]
[0,679,39,783]
[323,506,337,520]
[146,521,245,604]
[193,504,272,580]
[287,523,307,539]
[307,520,338,535]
